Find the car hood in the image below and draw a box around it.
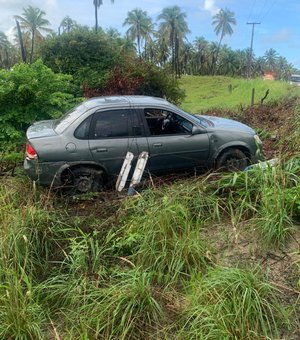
[26,120,57,139]
[198,115,255,134]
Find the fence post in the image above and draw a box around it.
[251,88,255,112]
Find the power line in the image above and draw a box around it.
[261,0,278,22]
[256,0,268,20]
[247,0,257,22]
[247,22,261,79]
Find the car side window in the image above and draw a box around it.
[90,109,131,139]
[144,108,193,135]
[74,115,92,139]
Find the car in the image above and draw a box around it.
[289,74,300,86]
[24,95,262,193]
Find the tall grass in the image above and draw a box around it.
[120,184,221,284]
[0,153,299,337]
[180,266,289,339]
[215,159,300,247]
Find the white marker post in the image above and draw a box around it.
[116,152,134,192]
[128,151,149,196]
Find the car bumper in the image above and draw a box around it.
[24,158,64,186]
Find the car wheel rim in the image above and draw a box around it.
[226,157,243,170]
[75,175,92,193]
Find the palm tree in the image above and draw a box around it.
[218,45,238,76]
[157,6,190,77]
[93,0,114,33]
[179,42,193,75]
[156,34,169,67]
[253,56,265,77]
[211,8,236,75]
[15,6,51,63]
[0,32,12,68]
[106,27,121,39]
[193,36,209,74]
[59,16,77,34]
[264,48,279,73]
[123,9,154,60]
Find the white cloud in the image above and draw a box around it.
[44,0,57,9]
[5,26,15,43]
[267,29,292,43]
[202,0,219,16]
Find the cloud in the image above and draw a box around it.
[265,29,292,43]
[44,0,57,9]
[5,26,15,43]
[202,0,220,16]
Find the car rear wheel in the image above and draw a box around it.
[216,148,248,171]
[63,166,104,194]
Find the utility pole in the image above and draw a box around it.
[247,22,261,79]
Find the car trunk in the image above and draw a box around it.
[26,120,58,140]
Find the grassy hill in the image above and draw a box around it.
[180,75,300,113]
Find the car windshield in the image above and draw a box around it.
[54,103,87,134]
[167,102,209,128]
[190,115,210,128]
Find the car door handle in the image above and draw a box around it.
[96,148,108,152]
[153,143,162,148]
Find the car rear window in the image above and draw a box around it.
[54,103,87,134]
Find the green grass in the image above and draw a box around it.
[179,75,300,113]
[180,267,288,339]
[0,160,299,338]
[0,93,299,338]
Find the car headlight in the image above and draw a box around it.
[254,134,262,145]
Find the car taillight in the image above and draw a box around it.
[26,143,38,159]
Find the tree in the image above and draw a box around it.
[157,6,190,77]
[40,28,131,93]
[211,8,236,75]
[156,34,169,67]
[218,45,238,76]
[15,6,51,63]
[193,36,209,74]
[59,16,77,34]
[123,8,154,60]
[179,42,194,75]
[93,0,114,33]
[264,48,279,72]
[0,32,13,69]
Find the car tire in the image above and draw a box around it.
[64,166,104,194]
[216,148,248,171]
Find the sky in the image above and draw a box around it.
[1,0,300,68]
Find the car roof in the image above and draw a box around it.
[83,95,170,108]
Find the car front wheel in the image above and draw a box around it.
[216,148,248,171]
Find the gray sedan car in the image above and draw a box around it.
[24,96,262,193]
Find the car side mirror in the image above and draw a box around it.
[191,126,202,135]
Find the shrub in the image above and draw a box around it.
[0,60,77,145]
[83,61,185,104]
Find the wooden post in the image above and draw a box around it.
[251,88,255,112]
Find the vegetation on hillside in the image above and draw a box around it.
[180,75,300,112]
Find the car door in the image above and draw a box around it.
[142,107,210,173]
[88,108,148,176]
